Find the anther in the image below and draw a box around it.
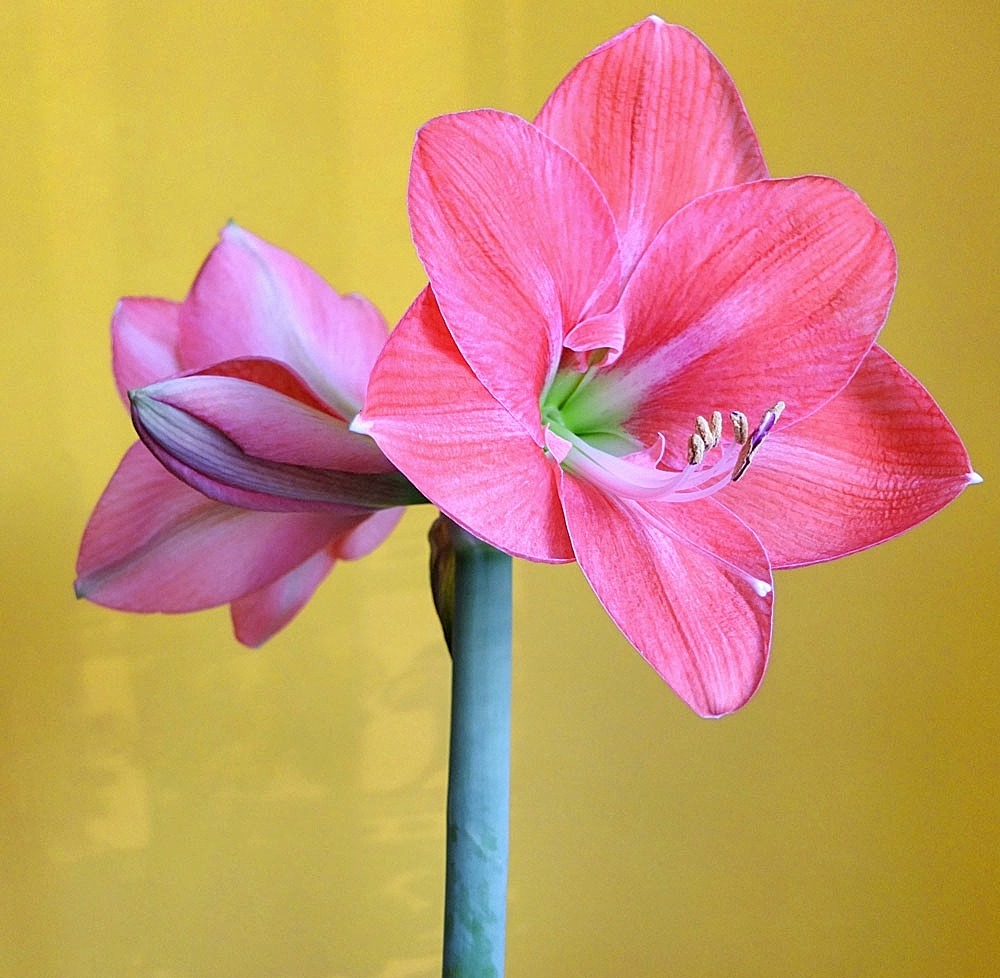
[710,411,723,446]
[688,432,706,465]
[730,411,748,445]
[695,415,714,448]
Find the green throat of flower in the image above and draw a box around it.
[541,364,784,505]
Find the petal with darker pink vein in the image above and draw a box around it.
[129,386,417,513]
[535,16,767,272]
[718,345,979,567]
[408,110,621,431]
[142,367,395,472]
[606,177,896,455]
[360,289,572,562]
[560,473,772,717]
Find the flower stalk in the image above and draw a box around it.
[441,518,512,978]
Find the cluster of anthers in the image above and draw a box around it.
[687,401,786,483]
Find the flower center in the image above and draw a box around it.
[541,368,783,504]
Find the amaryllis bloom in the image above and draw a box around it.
[76,224,419,646]
[357,18,978,716]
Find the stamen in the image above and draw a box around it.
[732,401,785,482]
[545,397,784,506]
[695,415,713,447]
[710,411,723,446]
[688,432,706,465]
[730,411,749,445]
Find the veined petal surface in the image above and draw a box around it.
[361,289,572,561]
[560,473,772,717]
[409,110,622,430]
[606,177,896,456]
[142,369,394,473]
[535,16,767,272]
[719,345,978,567]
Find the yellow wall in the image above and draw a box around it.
[3,2,996,975]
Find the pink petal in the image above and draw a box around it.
[608,177,896,462]
[560,473,772,717]
[333,506,405,560]
[561,475,772,716]
[718,345,979,567]
[408,110,622,431]
[178,224,388,417]
[230,507,405,646]
[145,366,395,472]
[641,496,772,591]
[111,297,182,404]
[130,382,418,513]
[535,16,767,273]
[75,444,367,612]
[231,546,337,647]
[360,289,573,562]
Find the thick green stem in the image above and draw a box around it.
[442,520,512,978]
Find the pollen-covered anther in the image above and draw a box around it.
[710,411,723,445]
[688,432,706,465]
[730,411,749,445]
[695,415,715,449]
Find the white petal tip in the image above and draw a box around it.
[750,577,773,598]
[349,413,373,436]
[967,471,984,485]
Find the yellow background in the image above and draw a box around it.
[3,2,997,975]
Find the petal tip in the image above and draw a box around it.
[968,470,984,485]
[349,413,373,436]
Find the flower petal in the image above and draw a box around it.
[606,176,896,460]
[144,364,395,472]
[231,505,405,647]
[535,16,767,272]
[129,382,420,512]
[75,443,366,612]
[231,546,337,647]
[640,496,772,592]
[408,110,621,430]
[333,505,406,560]
[560,473,772,717]
[359,288,573,561]
[111,297,182,404]
[719,345,979,567]
[178,224,388,418]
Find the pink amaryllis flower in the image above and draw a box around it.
[76,224,419,646]
[356,17,978,716]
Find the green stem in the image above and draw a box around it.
[442,519,512,978]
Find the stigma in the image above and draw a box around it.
[731,401,785,482]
